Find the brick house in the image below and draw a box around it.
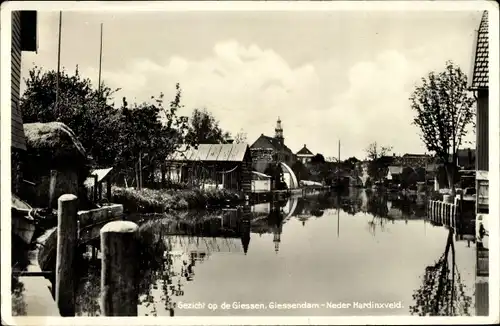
[250,117,296,173]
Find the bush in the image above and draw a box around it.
[111,186,242,213]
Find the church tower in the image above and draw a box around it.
[275,117,284,145]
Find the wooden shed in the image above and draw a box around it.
[165,143,252,193]
[84,167,115,204]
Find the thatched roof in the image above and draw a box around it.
[23,122,88,170]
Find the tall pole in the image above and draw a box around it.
[55,11,62,113]
[338,139,340,162]
[337,207,339,238]
[337,139,341,185]
[138,151,142,190]
[98,23,103,96]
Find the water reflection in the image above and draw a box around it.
[73,188,476,317]
[410,229,473,316]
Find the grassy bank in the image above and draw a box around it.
[111,186,243,213]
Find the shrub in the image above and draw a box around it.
[111,186,242,213]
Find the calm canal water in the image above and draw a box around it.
[74,189,476,317]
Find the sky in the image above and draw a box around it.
[20,9,482,160]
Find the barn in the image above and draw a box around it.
[164,143,252,193]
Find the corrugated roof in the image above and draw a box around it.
[471,11,489,90]
[166,143,249,162]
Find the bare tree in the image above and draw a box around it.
[409,61,475,196]
[234,129,248,144]
[365,141,393,161]
[365,142,393,182]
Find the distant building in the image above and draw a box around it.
[296,144,314,164]
[387,166,403,183]
[394,153,433,168]
[250,117,296,173]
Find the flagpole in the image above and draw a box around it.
[98,23,103,96]
[55,11,62,113]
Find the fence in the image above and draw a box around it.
[427,200,458,229]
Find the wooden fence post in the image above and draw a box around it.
[100,221,139,316]
[56,194,78,316]
[445,204,449,225]
[48,170,58,209]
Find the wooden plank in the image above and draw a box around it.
[12,271,54,277]
[77,204,123,228]
[475,280,489,316]
[11,46,22,67]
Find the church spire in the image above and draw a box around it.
[275,117,284,144]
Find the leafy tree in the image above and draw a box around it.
[21,66,122,167]
[343,157,360,170]
[186,108,230,145]
[311,153,326,164]
[291,160,310,181]
[264,163,287,190]
[410,61,475,196]
[20,66,189,189]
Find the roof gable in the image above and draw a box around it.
[471,10,489,90]
[250,134,277,150]
[296,145,313,156]
[250,134,294,154]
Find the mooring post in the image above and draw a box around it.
[48,170,58,210]
[56,194,78,316]
[100,221,139,316]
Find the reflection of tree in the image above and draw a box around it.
[410,229,472,316]
[367,193,389,218]
[367,216,391,236]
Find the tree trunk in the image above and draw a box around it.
[445,163,456,197]
[161,164,166,188]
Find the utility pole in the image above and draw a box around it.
[98,23,103,97]
[55,11,62,113]
[138,151,142,190]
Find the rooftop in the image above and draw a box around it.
[250,134,294,154]
[166,143,249,162]
[470,10,489,90]
[296,144,314,156]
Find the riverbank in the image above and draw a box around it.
[111,186,243,213]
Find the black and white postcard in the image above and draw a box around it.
[1,1,498,325]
